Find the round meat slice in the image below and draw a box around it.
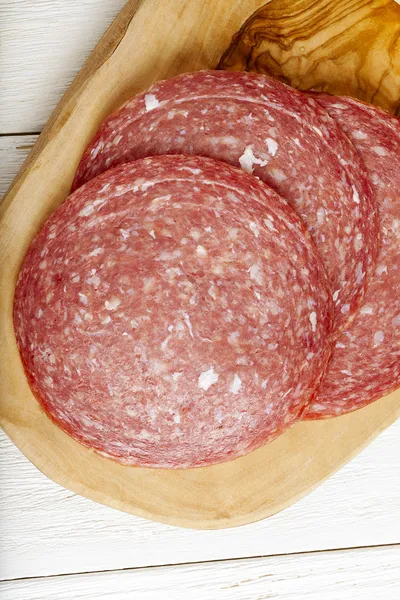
[14,155,333,468]
[72,70,377,332]
[306,96,400,418]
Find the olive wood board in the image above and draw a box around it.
[0,0,399,529]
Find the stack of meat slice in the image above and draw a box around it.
[14,70,400,469]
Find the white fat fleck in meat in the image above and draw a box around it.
[204,226,213,233]
[336,342,346,349]
[212,264,224,275]
[208,284,217,300]
[360,305,374,315]
[149,230,156,239]
[332,290,340,302]
[190,229,202,241]
[158,250,182,261]
[182,311,194,338]
[355,262,364,284]
[44,376,54,387]
[268,300,280,315]
[269,168,287,183]
[88,247,104,257]
[392,314,400,326]
[150,359,168,374]
[239,146,268,174]
[373,331,385,346]
[265,137,278,156]
[249,263,264,285]
[316,207,326,223]
[375,263,388,276]
[354,233,363,252]
[352,186,360,204]
[161,335,171,351]
[353,130,367,140]
[144,93,160,111]
[249,221,260,237]
[228,227,239,239]
[341,304,350,315]
[172,372,182,381]
[91,142,104,160]
[313,126,323,137]
[228,331,239,344]
[309,311,317,332]
[105,297,121,311]
[180,166,201,175]
[214,409,223,424]
[229,374,242,395]
[102,315,112,325]
[143,278,155,293]
[39,260,47,270]
[263,217,275,232]
[196,245,208,257]
[147,406,157,421]
[130,319,139,329]
[198,367,219,391]
[341,370,352,377]
[79,204,96,217]
[79,293,88,306]
[173,413,181,424]
[86,274,101,287]
[71,274,80,283]
[125,406,138,418]
[373,145,388,157]
[120,229,130,240]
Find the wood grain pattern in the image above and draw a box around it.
[0,0,399,530]
[220,0,400,115]
[1,546,399,600]
[1,420,399,580]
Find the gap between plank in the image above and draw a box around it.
[2,542,399,585]
[0,132,41,138]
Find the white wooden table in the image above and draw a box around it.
[1,2,399,598]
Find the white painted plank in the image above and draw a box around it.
[1,546,400,600]
[0,1,127,134]
[1,420,399,581]
[0,135,38,200]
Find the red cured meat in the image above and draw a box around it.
[306,96,400,418]
[14,155,332,468]
[72,70,378,331]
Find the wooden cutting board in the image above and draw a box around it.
[0,0,399,530]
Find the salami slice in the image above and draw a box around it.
[14,155,332,468]
[72,70,377,331]
[306,96,400,418]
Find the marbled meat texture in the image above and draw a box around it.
[14,155,333,468]
[306,96,400,418]
[72,70,378,332]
